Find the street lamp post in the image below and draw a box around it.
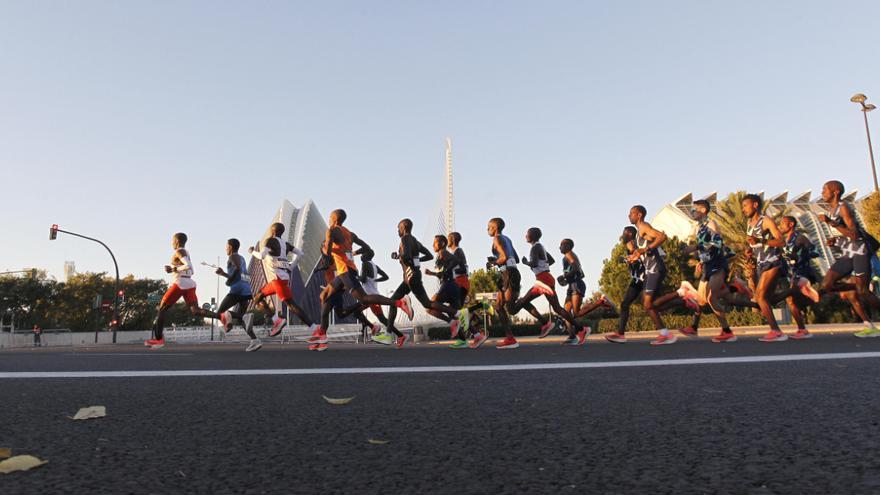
[851,93,878,193]
[49,225,120,343]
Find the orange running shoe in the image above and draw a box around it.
[759,330,788,342]
[496,336,519,349]
[711,331,737,343]
[650,334,677,345]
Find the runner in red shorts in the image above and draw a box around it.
[146,232,220,349]
[250,222,318,338]
[510,228,587,344]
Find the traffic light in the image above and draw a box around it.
[117,290,124,304]
[49,224,58,240]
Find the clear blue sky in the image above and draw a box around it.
[2,1,879,305]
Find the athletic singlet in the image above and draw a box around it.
[451,247,468,278]
[528,242,550,275]
[261,236,293,281]
[362,260,379,295]
[330,226,357,274]
[491,234,519,271]
[827,203,867,257]
[398,234,425,282]
[562,253,584,282]
[227,253,252,296]
[694,219,724,264]
[747,216,780,266]
[782,232,818,275]
[636,231,665,272]
[434,251,456,282]
[628,256,646,284]
[172,250,196,290]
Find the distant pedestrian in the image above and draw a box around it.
[33,324,42,347]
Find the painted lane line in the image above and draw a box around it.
[1,351,879,379]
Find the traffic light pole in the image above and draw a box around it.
[50,226,120,344]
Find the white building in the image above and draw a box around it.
[650,190,866,276]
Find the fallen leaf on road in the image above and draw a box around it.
[71,406,107,421]
[367,439,389,445]
[0,448,10,459]
[322,396,355,405]
[0,455,48,474]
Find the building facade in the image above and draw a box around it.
[651,190,866,276]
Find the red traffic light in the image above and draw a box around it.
[49,224,59,240]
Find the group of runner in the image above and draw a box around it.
[146,179,880,351]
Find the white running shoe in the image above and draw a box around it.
[245,339,262,352]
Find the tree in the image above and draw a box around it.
[858,191,880,240]
[466,269,501,304]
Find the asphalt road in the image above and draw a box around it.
[2,333,880,494]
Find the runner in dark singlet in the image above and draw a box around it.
[779,215,821,339]
[741,194,789,342]
[384,219,458,348]
[486,217,522,349]
[818,180,880,338]
[215,238,260,352]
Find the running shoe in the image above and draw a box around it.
[149,338,165,349]
[759,330,788,342]
[562,337,579,346]
[711,331,737,343]
[457,308,470,335]
[677,280,699,299]
[797,278,821,303]
[729,278,754,299]
[496,336,519,349]
[398,295,414,320]
[307,326,328,344]
[650,334,677,345]
[396,334,409,349]
[854,327,880,338]
[309,343,329,351]
[449,339,468,349]
[269,315,287,337]
[372,333,393,345]
[469,332,488,349]
[220,311,232,332]
[599,295,618,313]
[575,326,592,345]
[538,320,554,339]
[791,329,813,340]
[243,313,254,334]
[245,339,263,352]
[371,323,382,336]
[449,319,461,340]
[534,281,555,296]
[604,332,626,343]
[678,326,698,337]
[144,338,161,347]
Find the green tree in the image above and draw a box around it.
[858,191,880,240]
[466,269,501,304]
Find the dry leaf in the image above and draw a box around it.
[72,406,106,421]
[0,448,10,459]
[0,455,48,474]
[367,439,389,445]
[322,395,354,405]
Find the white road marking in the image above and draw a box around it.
[63,353,194,357]
[1,351,879,379]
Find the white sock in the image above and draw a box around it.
[660,328,669,336]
